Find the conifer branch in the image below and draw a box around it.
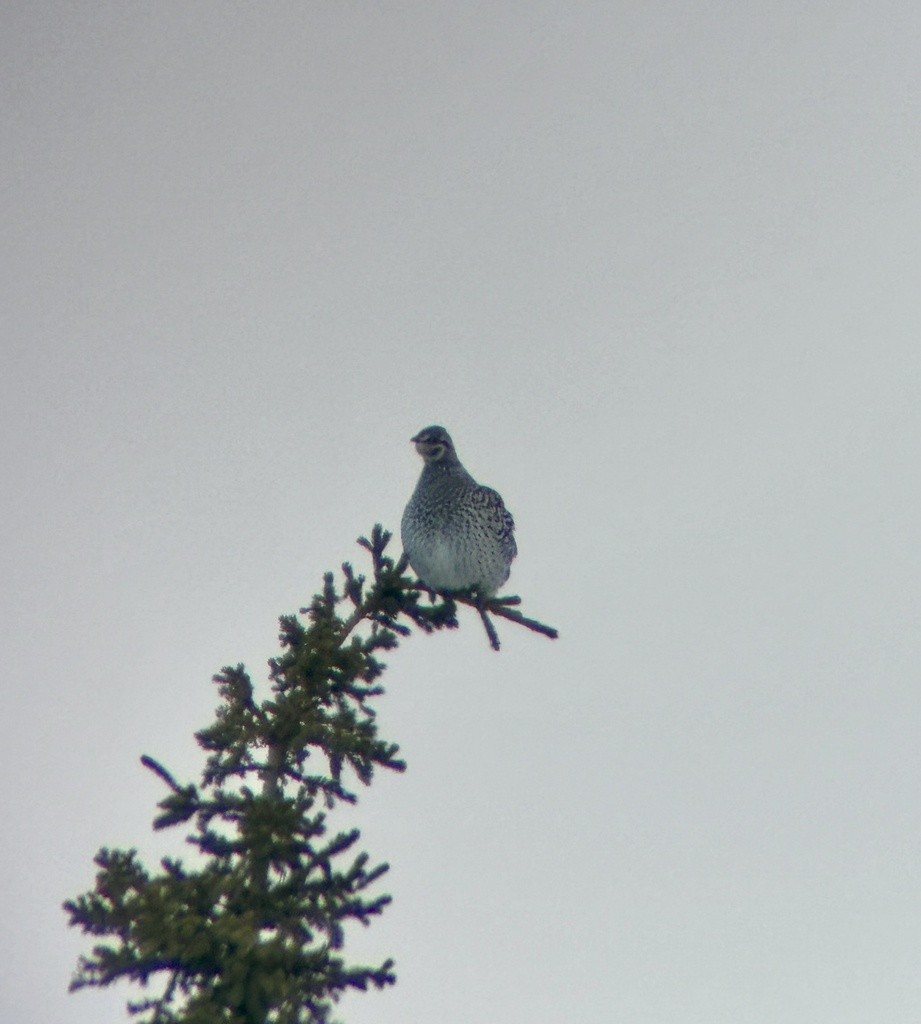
[395,581,559,651]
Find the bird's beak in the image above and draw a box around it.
[410,432,422,443]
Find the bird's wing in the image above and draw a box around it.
[475,485,518,560]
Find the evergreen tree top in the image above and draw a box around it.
[64,526,556,1023]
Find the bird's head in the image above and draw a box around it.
[411,425,456,465]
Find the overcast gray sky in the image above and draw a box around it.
[3,3,921,1022]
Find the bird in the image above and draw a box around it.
[401,425,517,597]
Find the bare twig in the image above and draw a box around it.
[476,605,502,651]
[485,599,559,641]
[437,588,559,651]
